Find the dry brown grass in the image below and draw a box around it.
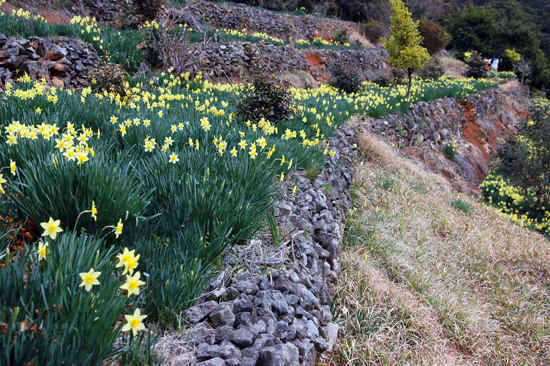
[331,132,550,365]
[438,57,468,78]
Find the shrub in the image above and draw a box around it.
[417,57,445,80]
[333,28,350,45]
[89,57,131,98]
[329,64,364,94]
[443,144,456,161]
[146,22,200,75]
[496,102,550,212]
[361,20,387,44]
[132,0,164,22]
[418,19,451,55]
[237,64,296,124]
[464,51,488,79]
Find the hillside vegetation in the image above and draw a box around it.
[333,132,550,365]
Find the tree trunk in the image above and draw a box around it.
[406,68,413,107]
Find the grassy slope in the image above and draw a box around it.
[331,132,550,365]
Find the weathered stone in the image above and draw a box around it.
[233,294,254,313]
[185,301,218,325]
[209,304,235,328]
[191,322,215,345]
[196,357,226,366]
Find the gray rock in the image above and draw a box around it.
[319,305,332,326]
[209,304,235,327]
[236,280,258,295]
[186,301,218,325]
[259,278,271,290]
[271,291,291,315]
[298,284,319,310]
[324,322,339,352]
[191,322,215,345]
[214,325,235,344]
[292,339,317,365]
[196,357,226,366]
[233,325,255,348]
[205,288,226,302]
[278,202,293,216]
[314,337,329,352]
[233,294,254,313]
[305,320,319,340]
[252,333,276,349]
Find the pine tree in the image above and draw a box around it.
[383,0,429,102]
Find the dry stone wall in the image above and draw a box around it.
[187,1,361,42]
[196,41,390,83]
[183,128,359,366]
[0,33,99,88]
[353,86,531,192]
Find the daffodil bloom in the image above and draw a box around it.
[115,219,123,238]
[200,117,211,131]
[122,308,147,336]
[9,160,16,176]
[79,268,101,292]
[91,201,97,221]
[37,241,48,261]
[116,247,140,275]
[40,217,63,240]
[120,271,146,296]
[169,153,179,164]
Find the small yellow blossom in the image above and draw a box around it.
[40,217,63,240]
[79,268,101,292]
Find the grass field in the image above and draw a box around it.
[332,132,550,365]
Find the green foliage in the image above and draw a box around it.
[0,233,130,366]
[237,65,296,124]
[451,198,473,214]
[361,20,387,44]
[2,150,151,246]
[505,48,521,65]
[479,170,549,235]
[384,0,430,99]
[417,57,445,80]
[496,101,550,212]
[418,19,452,56]
[444,3,550,95]
[329,64,364,94]
[464,51,489,79]
[0,70,499,356]
[443,144,456,161]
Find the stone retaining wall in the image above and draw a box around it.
[0,33,99,88]
[187,1,361,42]
[196,41,390,83]
[183,128,359,366]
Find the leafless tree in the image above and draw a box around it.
[148,12,210,75]
[516,57,532,84]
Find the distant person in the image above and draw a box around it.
[491,57,500,71]
[464,49,472,61]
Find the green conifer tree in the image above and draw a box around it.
[384,0,429,102]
